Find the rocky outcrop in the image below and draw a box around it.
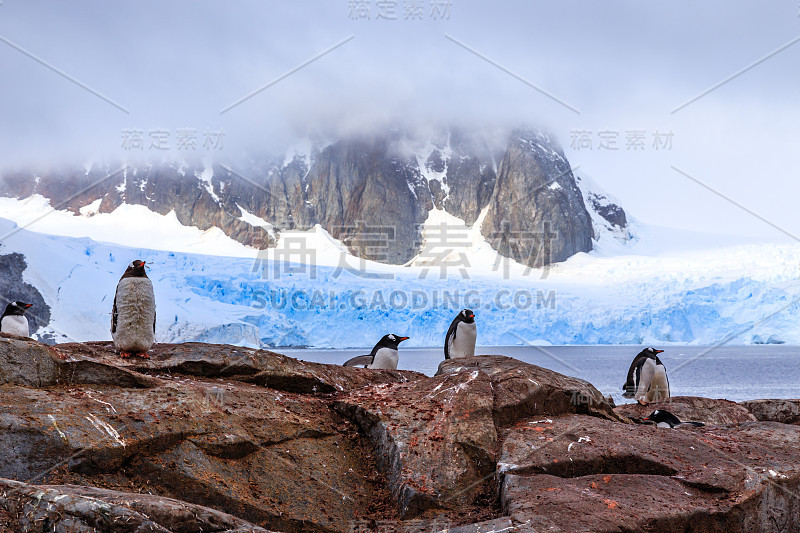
[56,340,423,394]
[423,129,496,225]
[0,336,416,532]
[0,478,276,532]
[0,127,625,268]
[7,338,795,532]
[481,129,594,266]
[0,253,50,337]
[741,399,800,425]
[335,369,498,518]
[437,355,624,426]
[499,414,800,532]
[616,395,758,425]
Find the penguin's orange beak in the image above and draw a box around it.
[468,314,474,318]
[398,336,410,342]
[654,349,664,354]
[24,304,32,308]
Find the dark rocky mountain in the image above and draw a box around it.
[0,127,628,267]
[482,129,594,267]
[0,252,50,338]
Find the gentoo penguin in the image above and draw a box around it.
[112,260,156,358]
[444,308,476,359]
[343,334,409,370]
[1,301,32,337]
[622,347,670,405]
[643,409,704,429]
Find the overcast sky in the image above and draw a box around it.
[1,1,799,241]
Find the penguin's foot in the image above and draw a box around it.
[121,351,150,359]
[637,399,649,406]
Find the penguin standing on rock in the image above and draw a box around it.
[1,301,32,337]
[622,347,670,405]
[444,309,476,359]
[112,260,156,359]
[343,334,409,370]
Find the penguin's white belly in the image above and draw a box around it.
[112,278,156,353]
[1,315,29,337]
[646,364,670,402]
[368,347,399,370]
[448,322,476,358]
[634,359,656,401]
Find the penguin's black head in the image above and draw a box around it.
[460,309,475,323]
[122,259,149,279]
[380,334,410,349]
[3,301,32,317]
[637,347,664,358]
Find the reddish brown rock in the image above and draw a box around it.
[437,355,624,425]
[58,340,423,393]
[1,336,158,389]
[335,370,498,519]
[615,396,757,425]
[0,477,276,532]
[741,399,800,425]
[499,414,800,532]
[0,372,391,531]
[5,338,800,532]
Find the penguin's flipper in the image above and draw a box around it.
[444,315,459,359]
[678,421,705,428]
[343,355,374,367]
[111,292,118,334]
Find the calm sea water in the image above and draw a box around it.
[278,345,800,404]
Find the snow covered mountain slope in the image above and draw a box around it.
[0,199,797,348]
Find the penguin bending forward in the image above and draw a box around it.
[112,260,156,358]
[1,301,32,337]
[622,347,670,405]
[444,308,476,359]
[343,334,409,370]
[643,409,704,429]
